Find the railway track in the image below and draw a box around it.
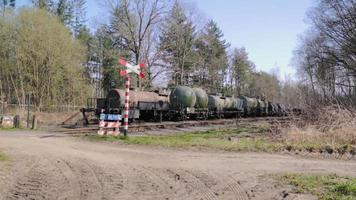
[55,116,293,135]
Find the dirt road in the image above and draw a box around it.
[0,131,355,200]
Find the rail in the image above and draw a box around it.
[55,116,293,135]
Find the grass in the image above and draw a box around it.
[0,152,8,162]
[282,174,356,200]
[282,142,355,155]
[0,126,25,131]
[88,122,355,156]
[89,125,284,152]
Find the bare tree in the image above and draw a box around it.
[141,26,166,89]
[108,0,166,89]
[294,0,356,107]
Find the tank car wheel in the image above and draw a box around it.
[203,112,209,120]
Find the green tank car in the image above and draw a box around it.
[223,97,235,110]
[170,86,197,109]
[193,88,208,109]
[208,95,225,111]
[240,96,258,116]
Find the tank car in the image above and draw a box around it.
[222,97,243,117]
[276,103,287,116]
[191,88,209,119]
[169,86,197,120]
[208,95,225,118]
[257,99,268,116]
[239,96,258,116]
[106,89,170,121]
[267,102,278,116]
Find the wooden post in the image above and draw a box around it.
[32,115,37,130]
[14,115,20,128]
[26,94,31,128]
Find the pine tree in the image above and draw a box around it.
[72,0,86,37]
[195,20,229,93]
[56,0,73,26]
[231,47,254,95]
[31,0,53,11]
[32,0,74,27]
[159,0,195,86]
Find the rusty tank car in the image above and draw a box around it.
[106,89,170,121]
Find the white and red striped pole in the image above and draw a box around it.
[118,58,145,137]
[123,76,130,136]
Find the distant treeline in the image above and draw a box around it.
[3,0,353,111]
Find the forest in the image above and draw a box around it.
[0,0,355,111]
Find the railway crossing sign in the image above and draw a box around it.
[118,58,145,137]
[119,59,145,78]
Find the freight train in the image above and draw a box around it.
[86,86,287,123]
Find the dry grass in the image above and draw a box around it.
[280,106,356,154]
[285,126,356,146]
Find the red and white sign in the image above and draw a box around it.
[119,59,145,78]
[99,121,120,128]
[118,58,145,136]
[98,121,120,136]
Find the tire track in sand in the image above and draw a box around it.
[63,158,104,200]
[87,163,125,199]
[116,165,176,199]
[197,171,249,200]
[167,169,219,200]
[5,159,65,200]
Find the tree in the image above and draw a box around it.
[1,0,15,16]
[109,0,165,89]
[72,0,86,37]
[55,0,73,26]
[194,20,229,93]
[294,0,356,106]
[91,26,130,94]
[247,71,281,102]
[159,0,196,86]
[0,11,16,103]
[140,24,166,89]
[0,8,90,110]
[32,0,74,27]
[230,47,254,95]
[31,0,53,11]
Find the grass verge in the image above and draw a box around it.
[282,174,356,200]
[87,123,355,156]
[89,125,284,152]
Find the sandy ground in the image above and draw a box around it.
[0,131,355,200]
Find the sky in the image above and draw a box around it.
[17,0,313,80]
[192,0,313,79]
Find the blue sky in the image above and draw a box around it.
[17,0,313,79]
[192,0,313,79]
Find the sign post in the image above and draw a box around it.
[118,59,145,137]
[123,76,130,136]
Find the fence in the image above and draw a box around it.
[0,103,86,128]
[0,103,84,115]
